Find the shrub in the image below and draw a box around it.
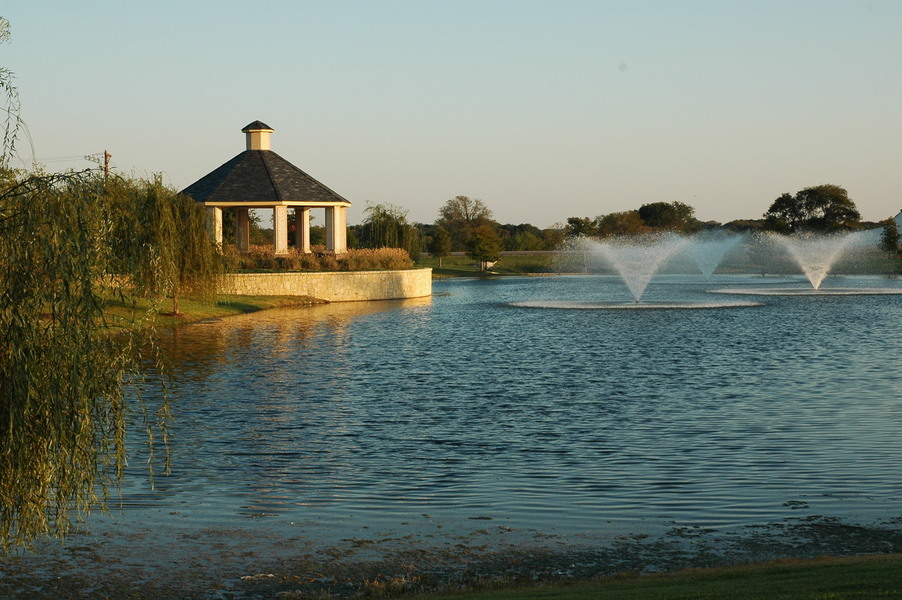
[225,246,414,272]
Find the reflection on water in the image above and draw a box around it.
[115,276,901,545]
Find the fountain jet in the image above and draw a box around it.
[586,234,689,302]
[768,231,863,289]
[686,234,745,279]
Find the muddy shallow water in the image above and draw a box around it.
[2,275,901,598]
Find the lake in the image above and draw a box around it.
[6,274,902,597]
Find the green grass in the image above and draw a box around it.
[102,293,324,329]
[408,554,902,600]
[418,253,558,277]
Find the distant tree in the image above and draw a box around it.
[356,202,421,260]
[345,225,359,249]
[467,224,503,271]
[763,184,861,233]
[508,229,545,251]
[309,225,325,247]
[565,216,598,237]
[436,195,493,250]
[637,201,699,232]
[723,219,764,232]
[427,225,452,267]
[497,223,545,250]
[596,210,646,237]
[221,208,262,245]
[880,217,900,253]
[541,225,567,250]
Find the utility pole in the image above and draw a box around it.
[84,150,112,178]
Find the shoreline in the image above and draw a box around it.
[2,513,899,599]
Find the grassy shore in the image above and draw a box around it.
[103,293,325,329]
[418,253,557,277]
[416,246,902,278]
[403,554,902,600]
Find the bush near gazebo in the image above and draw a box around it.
[224,244,413,272]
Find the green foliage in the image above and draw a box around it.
[879,217,900,253]
[637,201,699,232]
[0,54,217,545]
[596,210,647,237]
[566,216,598,237]
[540,226,566,249]
[104,176,222,315]
[495,223,559,251]
[426,225,452,266]
[356,202,422,260]
[220,206,262,244]
[506,230,544,251]
[0,168,169,549]
[436,195,494,251]
[764,184,861,233]
[467,224,503,270]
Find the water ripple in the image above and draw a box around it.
[118,275,902,539]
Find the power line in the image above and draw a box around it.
[34,155,88,163]
[84,150,112,177]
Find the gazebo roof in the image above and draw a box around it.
[181,122,350,207]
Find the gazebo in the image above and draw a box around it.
[182,121,351,254]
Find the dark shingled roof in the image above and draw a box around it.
[182,150,351,205]
[241,120,273,132]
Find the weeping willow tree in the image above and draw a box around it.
[0,168,150,548]
[356,201,422,260]
[0,18,221,549]
[0,169,222,549]
[104,175,221,316]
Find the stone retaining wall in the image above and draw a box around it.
[220,268,432,302]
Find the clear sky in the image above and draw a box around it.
[3,1,901,227]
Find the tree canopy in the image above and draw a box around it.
[565,216,596,237]
[763,184,861,233]
[426,225,451,267]
[436,195,494,251]
[595,210,647,237]
[467,224,503,270]
[880,217,900,253]
[637,201,699,232]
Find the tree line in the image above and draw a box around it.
[350,185,900,271]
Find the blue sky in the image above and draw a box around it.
[4,1,901,227]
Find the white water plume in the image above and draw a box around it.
[768,232,864,289]
[686,234,745,278]
[587,234,690,302]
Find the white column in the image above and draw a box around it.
[206,206,223,249]
[237,208,250,252]
[294,207,311,253]
[274,205,288,254]
[325,205,348,254]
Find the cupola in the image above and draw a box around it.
[241,120,274,151]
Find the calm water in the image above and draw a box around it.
[115,274,902,547]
